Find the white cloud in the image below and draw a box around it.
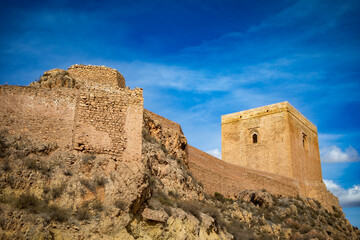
[206,148,221,159]
[324,180,360,207]
[321,146,360,163]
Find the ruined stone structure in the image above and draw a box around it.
[68,64,126,89]
[0,65,339,210]
[0,65,143,163]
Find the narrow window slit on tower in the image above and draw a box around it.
[302,133,307,148]
[252,133,258,143]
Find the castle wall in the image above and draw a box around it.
[222,103,293,179]
[0,86,77,148]
[188,145,299,198]
[73,88,143,161]
[0,85,143,162]
[288,111,323,185]
[68,65,126,89]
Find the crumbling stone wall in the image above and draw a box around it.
[73,88,143,161]
[68,64,126,89]
[0,85,143,162]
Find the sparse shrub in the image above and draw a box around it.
[48,204,68,222]
[1,160,11,172]
[177,200,202,220]
[214,192,226,202]
[202,204,221,221]
[153,190,174,206]
[286,218,301,230]
[43,186,50,195]
[142,129,158,144]
[63,169,73,176]
[15,192,42,213]
[4,175,16,188]
[76,203,90,220]
[114,199,127,211]
[25,158,39,170]
[168,190,180,198]
[40,163,52,176]
[51,183,66,199]
[80,178,96,192]
[92,200,103,212]
[82,154,96,163]
[95,176,108,187]
[0,216,5,230]
[160,143,168,154]
[164,205,172,216]
[299,224,312,234]
[148,175,157,186]
[0,132,9,158]
[224,221,246,239]
[25,158,51,176]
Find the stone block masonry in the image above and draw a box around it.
[0,85,78,148]
[0,85,143,163]
[68,64,126,89]
[73,88,143,161]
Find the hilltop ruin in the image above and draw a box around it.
[0,64,338,210]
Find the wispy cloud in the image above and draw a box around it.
[321,146,360,163]
[206,148,221,159]
[324,179,360,207]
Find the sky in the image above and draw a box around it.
[1,0,359,227]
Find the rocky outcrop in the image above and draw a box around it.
[30,69,76,89]
[0,112,359,239]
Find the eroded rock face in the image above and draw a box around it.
[143,111,188,164]
[30,69,76,89]
[238,190,274,207]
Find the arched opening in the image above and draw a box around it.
[252,133,258,143]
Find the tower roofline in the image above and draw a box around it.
[221,101,317,134]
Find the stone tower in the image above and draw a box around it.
[221,101,323,195]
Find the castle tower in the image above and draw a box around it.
[221,102,323,194]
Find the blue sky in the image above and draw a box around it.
[1,0,359,227]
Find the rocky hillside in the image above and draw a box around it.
[0,111,359,239]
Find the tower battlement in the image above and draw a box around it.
[68,64,126,89]
[222,101,317,134]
